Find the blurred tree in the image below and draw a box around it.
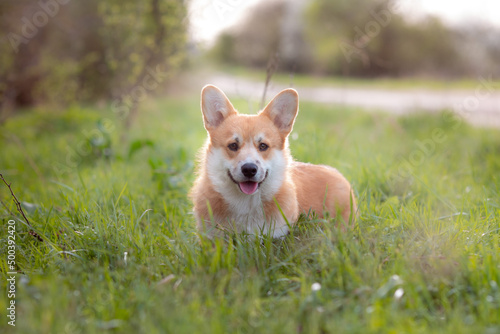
[210,0,496,79]
[0,0,187,121]
[98,0,187,127]
[453,23,500,78]
[210,0,313,73]
[304,0,464,77]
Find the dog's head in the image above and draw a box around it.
[200,85,299,197]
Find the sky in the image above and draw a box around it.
[188,0,262,44]
[188,0,500,43]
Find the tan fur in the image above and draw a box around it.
[291,162,356,226]
[190,85,356,238]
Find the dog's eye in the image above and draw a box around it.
[228,143,239,151]
[259,143,269,151]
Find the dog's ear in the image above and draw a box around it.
[201,85,237,131]
[260,88,299,136]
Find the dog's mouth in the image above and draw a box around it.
[238,181,258,195]
[227,170,268,195]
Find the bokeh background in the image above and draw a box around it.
[1,0,499,115]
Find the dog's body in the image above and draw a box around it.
[190,85,356,238]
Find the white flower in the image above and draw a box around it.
[394,288,404,300]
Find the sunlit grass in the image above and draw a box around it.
[214,64,500,91]
[0,94,499,333]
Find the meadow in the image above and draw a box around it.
[216,65,500,91]
[0,93,499,333]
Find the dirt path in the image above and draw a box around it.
[208,74,500,128]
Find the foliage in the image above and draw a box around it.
[0,0,187,112]
[1,94,499,333]
[210,1,289,68]
[208,0,314,73]
[210,0,499,79]
[305,0,463,77]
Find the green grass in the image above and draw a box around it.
[1,94,499,333]
[216,64,500,91]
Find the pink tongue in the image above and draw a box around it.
[239,181,258,195]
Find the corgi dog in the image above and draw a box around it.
[190,85,356,238]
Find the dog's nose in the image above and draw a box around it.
[241,163,258,178]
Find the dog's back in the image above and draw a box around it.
[291,162,356,226]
